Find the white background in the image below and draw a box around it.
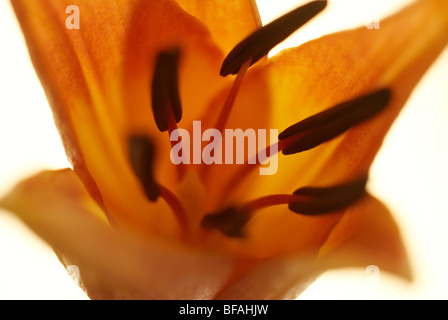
[0,0,447,299]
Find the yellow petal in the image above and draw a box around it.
[175,0,262,54]
[0,169,234,299]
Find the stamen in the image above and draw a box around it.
[200,60,251,180]
[201,206,251,238]
[216,140,281,204]
[241,194,298,213]
[288,176,368,215]
[204,176,368,237]
[279,88,391,155]
[129,135,160,202]
[151,47,182,132]
[159,185,188,239]
[220,0,327,77]
[129,136,188,238]
[215,59,251,132]
[167,107,186,180]
[219,87,385,197]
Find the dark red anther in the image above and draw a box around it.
[151,47,182,132]
[220,1,327,77]
[279,89,391,155]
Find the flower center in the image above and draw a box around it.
[130,0,392,240]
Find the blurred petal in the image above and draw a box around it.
[0,170,409,299]
[216,193,410,299]
[175,0,261,54]
[216,255,322,300]
[318,194,411,279]
[0,169,234,299]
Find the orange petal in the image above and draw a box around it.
[241,0,448,195]
[119,0,228,186]
[216,193,409,299]
[216,255,322,299]
[0,169,234,299]
[318,194,411,280]
[240,201,343,258]
[174,0,261,55]
[11,0,227,232]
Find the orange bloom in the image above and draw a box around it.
[1,0,448,299]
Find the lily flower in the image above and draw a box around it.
[1,0,447,300]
